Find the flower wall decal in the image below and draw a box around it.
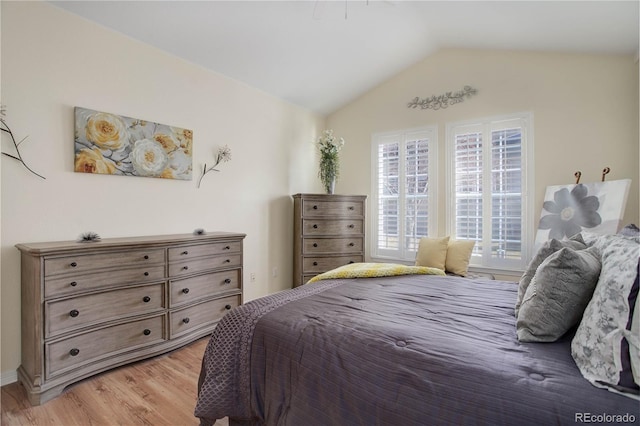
[74,107,193,180]
[534,179,631,249]
[538,184,602,239]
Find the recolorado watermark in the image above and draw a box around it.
[575,412,636,423]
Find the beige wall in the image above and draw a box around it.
[328,48,639,276]
[0,1,325,378]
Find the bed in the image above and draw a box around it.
[194,233,639,426]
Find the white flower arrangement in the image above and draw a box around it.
[317,129,345,194]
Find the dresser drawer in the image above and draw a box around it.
[46,314,166,379]
[45,283,165,338]
[169,254,241,277]
[170,269,241,308]
[303,237,363,254]
[302,200,364,217]
[44,265,165,299]
[168,241,241,262]
[302,219,363,236]
[303,255,363,273]
[44,249,165,277]
[169,294,240,339]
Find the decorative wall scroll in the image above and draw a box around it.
[74,107,193,180]
[407,86,477,110]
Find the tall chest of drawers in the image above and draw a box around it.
[293,194,367,287]
[16,232,245,405]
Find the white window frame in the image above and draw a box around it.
[371,126,438,262]
[445,112,534,272]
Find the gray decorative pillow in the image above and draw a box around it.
[516,246,601,342]
[515,234,587,317]
[571,234,640,393]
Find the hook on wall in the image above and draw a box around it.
[601,167,610,182]
[574,171,582,184]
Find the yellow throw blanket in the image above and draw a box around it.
[307,262,445,284]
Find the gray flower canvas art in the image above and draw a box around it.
[534,179,631,249]
[74,107,193,180]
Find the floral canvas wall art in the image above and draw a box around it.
[534,179,631,248]
[74,107,193,180]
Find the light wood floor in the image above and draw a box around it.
[1,337,228,426]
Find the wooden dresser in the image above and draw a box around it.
[293,194,366,287]
[16,232,245,405]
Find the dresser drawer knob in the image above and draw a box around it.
[225,304,232,310]
[313,262,318,266]
[223,245,230,250]
[313,205,318,210]
[69,348,80,356]
[224,259,231,263]
[348,224,355,229]
[313,224,318,229]
[144,255,149,260]
[182,266,189,270]
[224,278,232,284]
[348,206,354,210]
[349,261,355,264]
[70,262,77,268]
[70,281,78,287]
[143,329,151,335]
[313,243,318,247]
[144,271,150,276]
[182,318,190,324]
[181,251,189,255]
[143,296,151,303]
[69,309,79,318]
[349,242,355,247]
[182,288,190,294]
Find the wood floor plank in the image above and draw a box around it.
[1,337,228,426]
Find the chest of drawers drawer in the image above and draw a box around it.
[303,255,362,273]
[303,238,363,254]
[302,219,363,236]
[168,241,241,261]
[44,265,166,299]
[45,283,165,338]
[169,294,240,339]
[170,269,240,308]
[302,199,364,217]
[46,314,166,379]
[169,253,241,277]
[45,249,165,277]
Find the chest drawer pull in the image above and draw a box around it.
[313,224,318,229]
[70,262,77,268]
[224,246,231,250]
[224,259,231,263]
[349,242,355,247]
[181,251,189,255]
[313,205,318,209]
[182,266,189,270]
[143,296,151,303]
[348,224,355,229]
[182,318,190,324]
[69,348,80,356]
[225,304,232,310]
[144,271,150,276]
[349,260,355,264]
[313,243,318,247]
[224,278,231,284]
[313,261,318,266]
[348,206,354,210]
[182,288,190,294]
[70,281,78,287]
[69,309,79,318]
[144,255,149,260]
[143,329,151,336]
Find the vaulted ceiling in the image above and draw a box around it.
[51,1,640,115]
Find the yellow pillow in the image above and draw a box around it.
[445,239,476,276]
[415,236,450,270]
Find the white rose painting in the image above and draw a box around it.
[74,107,193,180]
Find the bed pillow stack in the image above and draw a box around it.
[415,236,475,276]
[571,231,640,396]
[515,234,602,342]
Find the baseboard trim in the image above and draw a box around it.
[1,369,18,386]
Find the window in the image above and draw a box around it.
[446,113,533,270]
[371,127,437,261]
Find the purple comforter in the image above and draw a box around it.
[195,275,639,425]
